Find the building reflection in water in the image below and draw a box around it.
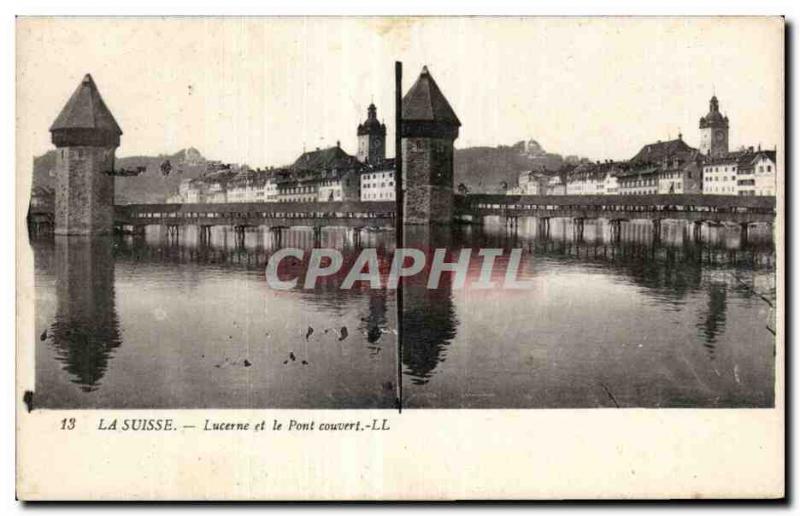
[33,217,773,407]
[121,224,400,352]
[48,236,122,391]
[397,217,774,391]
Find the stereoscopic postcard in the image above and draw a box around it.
[16,16,784,500]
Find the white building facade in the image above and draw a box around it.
[565,163,619,195]
[360,167,395,201]
[752,152,777,196]
[702,160,739,195]
[546,175,566,195]
[604,173,619,195]
[702,149,776,196]
[617,167,659,195]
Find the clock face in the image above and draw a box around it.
[715,131,725,141]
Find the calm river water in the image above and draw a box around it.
[32,217,775,409]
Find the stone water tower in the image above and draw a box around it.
[401,66,461,224]
[50,74,122,235]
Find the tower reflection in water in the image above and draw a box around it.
[36,226,398,408]
[48,236,122,392]
[401,225,458,385]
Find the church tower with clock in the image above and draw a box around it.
[699,95,729,158]
[356,103,386,165]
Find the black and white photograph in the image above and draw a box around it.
[13,13,786,501]
[21,17,780,410]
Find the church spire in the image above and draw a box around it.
[356,100,386,164]
[699,94,729,158]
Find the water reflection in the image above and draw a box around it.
[401,226,459,385]
[401,217,775,408]
[362,288,389,352]
[48,237,122,391]
[30,215,775,409]
[697,282,728,360]
[32,225,397,408]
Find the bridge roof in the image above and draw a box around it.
[50,74,122,135]
[464,192,776,209]
[402,66,461,126]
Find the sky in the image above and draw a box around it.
[17,17,783,168]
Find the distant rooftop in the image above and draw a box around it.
[292,145,361,171]
[631,137,695,163]
[704,149,777,167]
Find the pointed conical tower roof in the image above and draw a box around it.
[401,66,460,139]
[402,66,461,125]
[50,74,122,147]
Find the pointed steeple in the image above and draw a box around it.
[699,94,728,130]
[357,102,386,136]
[50,74,122,147]
[402,66,460,125]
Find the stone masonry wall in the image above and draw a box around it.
[54,146,115,235]
[402,137,454,224]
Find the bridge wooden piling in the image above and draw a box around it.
[652,219,662,243]
[268,226,286,248]
[609,219,622,243]
[740,222,749,246]
[536,217,551,239]
[351,226,364,247]
[573,217,585,242]
[312,226,323,247]
[164,224,180,242]
[199,225,212,245]
[233,225,248,248]
[693,221,704,242]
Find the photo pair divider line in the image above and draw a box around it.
[394,61,404,414]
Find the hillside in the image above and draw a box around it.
[30,140,581,202]
[32,148,208,204]
[453,145,569,193]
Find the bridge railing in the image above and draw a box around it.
[459,194,776,216]
[114,200,396,225]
